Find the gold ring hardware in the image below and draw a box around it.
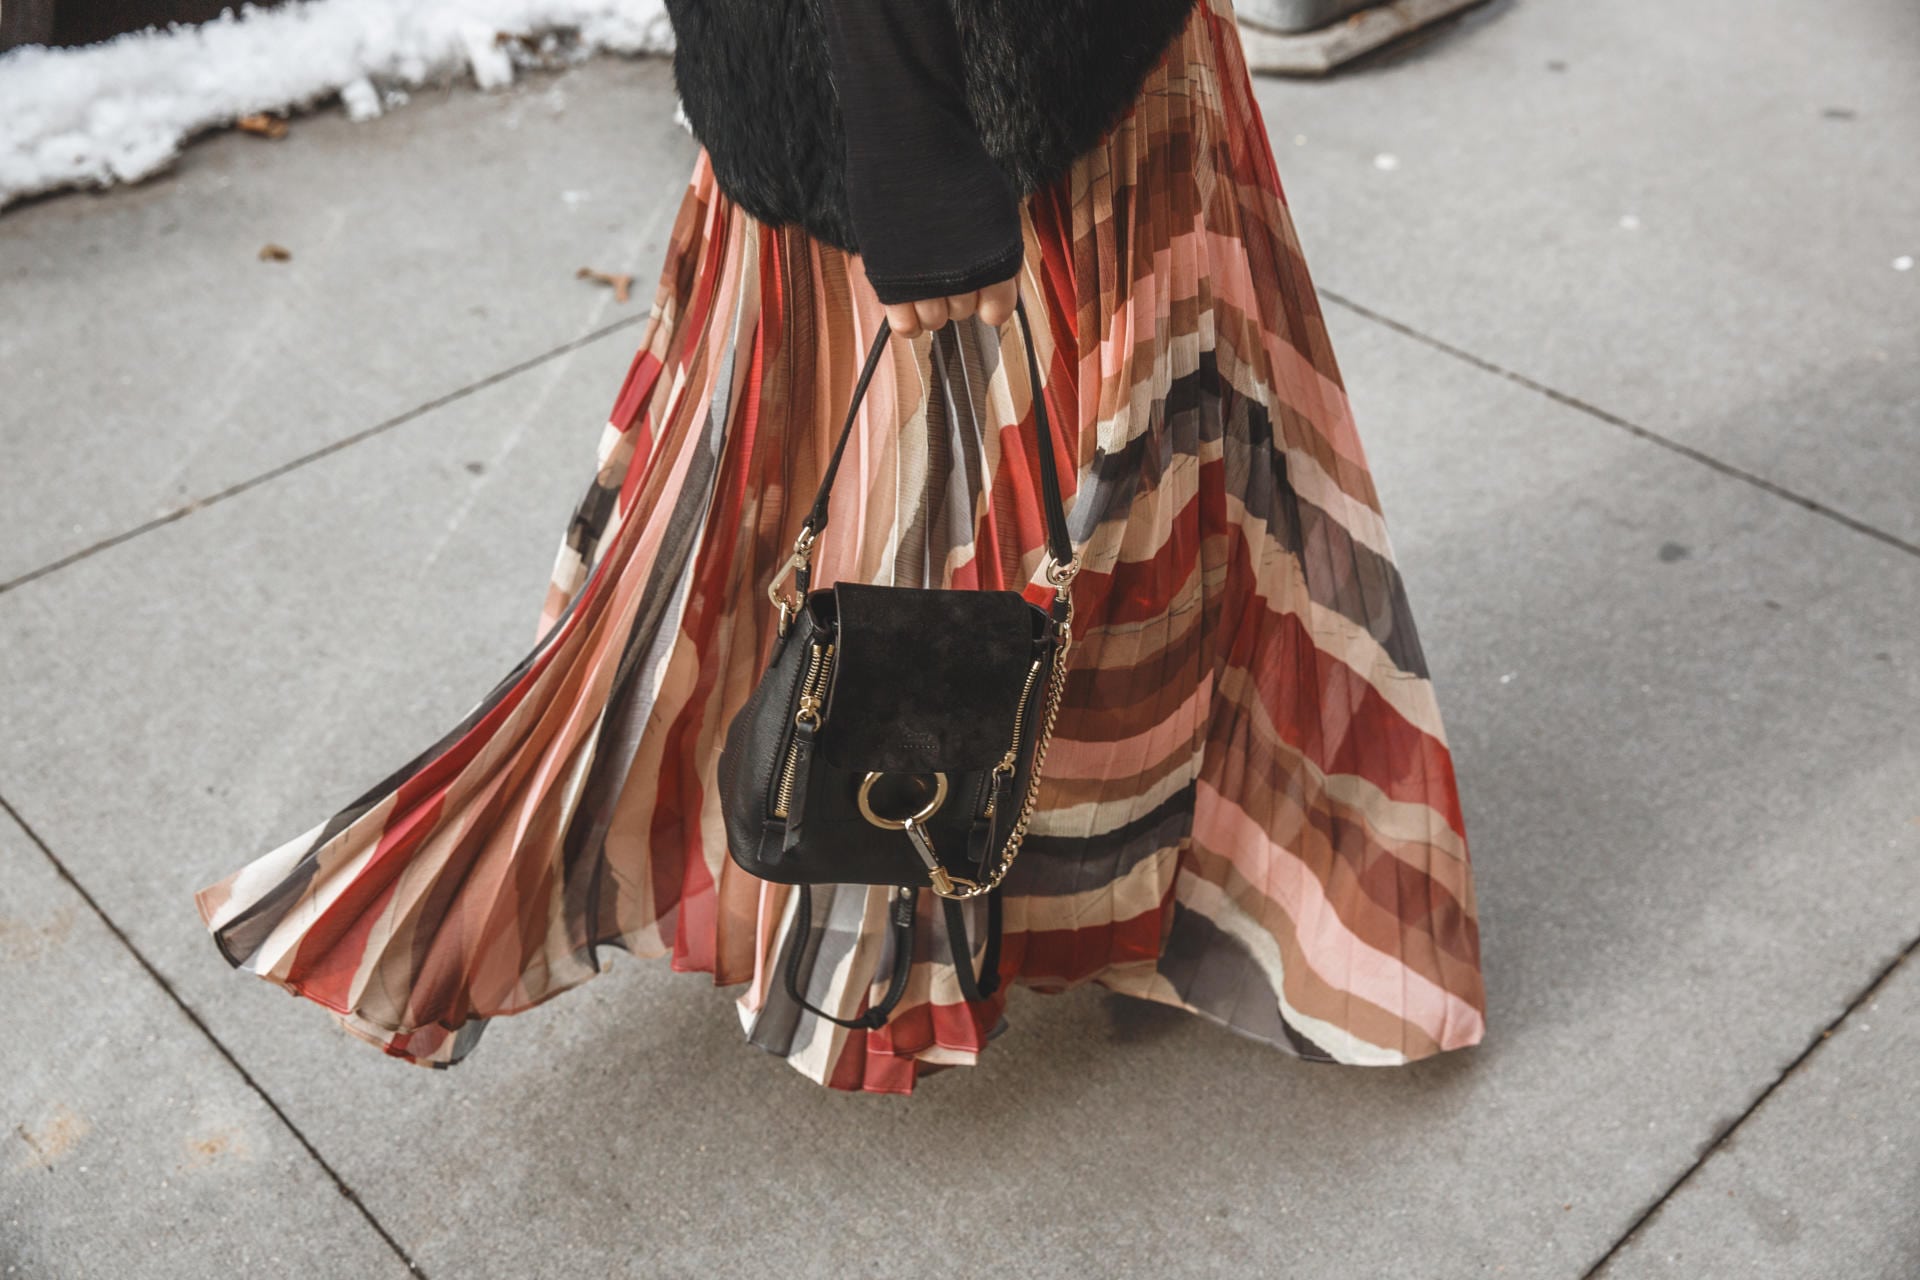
[857,771,949,830]
[1043,555,1080,587]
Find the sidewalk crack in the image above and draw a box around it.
[0,791,430,1279]
[1319,290,1920,562]
[0,311,651,599]
[1579,931,1920,1276]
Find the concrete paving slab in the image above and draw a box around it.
[0,810,412,1278]
[1251,0,1920,544]
[0,293,1916,1275]
[0,299,640,933]
[1601,952,1920,1279]
[0,55,695,585]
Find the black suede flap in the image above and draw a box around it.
[819,581,1046,772]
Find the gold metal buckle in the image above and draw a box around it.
[925,865,982,899]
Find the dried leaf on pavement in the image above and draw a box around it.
[236,114,289,140]
[259,243,292,262]
[577,266,633,303]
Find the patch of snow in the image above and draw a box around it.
[0,0,675,210]
[460,21,515,89]
[339,77,382,122]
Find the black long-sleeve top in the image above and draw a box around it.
[818,0,1024,305]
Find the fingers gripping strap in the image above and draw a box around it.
[802,293,1073,569]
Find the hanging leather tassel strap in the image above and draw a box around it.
[781,885,1005,1030]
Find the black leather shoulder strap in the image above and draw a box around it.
[943,892,1003,1003]
[783,885,1004,1029]
[784,884,918,1031]
[803,294,1072,571]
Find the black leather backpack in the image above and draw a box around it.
[716,296,1077,1028]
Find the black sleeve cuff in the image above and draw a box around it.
[864,234,1024,305]
[821,0,1026,306]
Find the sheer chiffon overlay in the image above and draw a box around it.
[195,0,1485,1093]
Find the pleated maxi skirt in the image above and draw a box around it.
[194,0,1486,1094]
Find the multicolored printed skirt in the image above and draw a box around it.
[194,0,1486,1093]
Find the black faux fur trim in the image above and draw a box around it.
[663,0,1200,253]
[949,0,1202,200]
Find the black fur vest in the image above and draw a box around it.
[662,0,1200,253]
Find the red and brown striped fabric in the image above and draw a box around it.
[194,0,1485,1092]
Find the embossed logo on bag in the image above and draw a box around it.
[891,729,940,753]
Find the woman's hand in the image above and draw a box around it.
[880,274,1020,338]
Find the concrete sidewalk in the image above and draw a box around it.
[3,1,1916,1276]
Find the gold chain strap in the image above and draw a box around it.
[770,526,1079,900]
[923,562,1076,901]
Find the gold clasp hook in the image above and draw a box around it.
[901,816,982,900]
[768,526,818,634]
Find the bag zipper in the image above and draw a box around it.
[772,641,835,819]
[983,658,1045,818]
